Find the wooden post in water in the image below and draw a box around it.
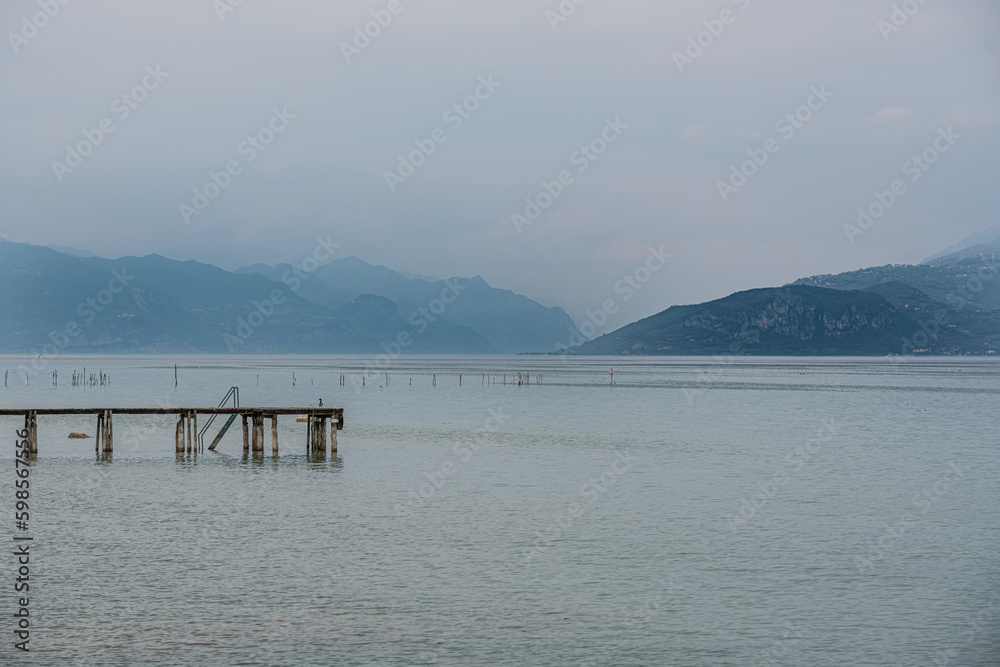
[271,415,278,455]
[104,410,113,454]
[175,416,184,453]
[242,415,249,453]
[252,413,264,453]
[100,412,107,453]
[311,416,322,455]
[28,411,38,455]
[305,415,312,453]
[95,412,103,454]
[319,416,327,454]
[186,412,193,454]
[330,417,338,455]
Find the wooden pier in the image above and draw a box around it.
[1,407,344,457]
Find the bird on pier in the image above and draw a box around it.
[318,399,323,407]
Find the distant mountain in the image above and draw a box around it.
[48,244,98,258]
[234,262,355,312]
[0,242,350,353]
[572,283,999,356]
[0,242,571,354]
[572,245,1000,358]
[919,237,1000,266]
[921,226,1000,264]
[574,285,908,355]
[237,256,579,354]
[794,254,1000,310]
[333,294,497,354]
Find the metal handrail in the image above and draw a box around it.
[197,386,239,446]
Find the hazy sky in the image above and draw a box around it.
[2,0,998,328]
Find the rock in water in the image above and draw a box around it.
[68,432,91,439]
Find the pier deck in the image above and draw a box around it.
[3,407,343,456]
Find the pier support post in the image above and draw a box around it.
[306,416,312,453]
[100,412,107,453]
[176,416,185,453]
[95,412,103,454]
[27,411,37,455]
[186,411,193,454]
[330,418,338,455]
[252,413,264,452]
[242,415,249,453]
[319,417,327,454]
[104,410,113,454]
[193,411,198,453]
[271,416,278,455]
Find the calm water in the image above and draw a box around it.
[1,355,998,666]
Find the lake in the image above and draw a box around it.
[1,355,998,666]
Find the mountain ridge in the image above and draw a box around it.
[571,241,999,356]
[0,242,579,355]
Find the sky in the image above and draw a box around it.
[1,0,998,330]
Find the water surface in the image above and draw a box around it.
[1,355,997,666]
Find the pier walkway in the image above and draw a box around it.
[1,407,344,456]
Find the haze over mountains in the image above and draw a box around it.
[0,242,579,355]
[2,229,997,357]
[920,225,1000,265]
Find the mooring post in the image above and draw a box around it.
[175,416,185,453]
[271,415,278,455]
[242,414,249,453]
[330,416,338,455]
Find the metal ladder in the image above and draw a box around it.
[199,386,240,451]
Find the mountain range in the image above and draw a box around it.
[0,242,579,355]
[3,230,997,357]
[572,234,999,356]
